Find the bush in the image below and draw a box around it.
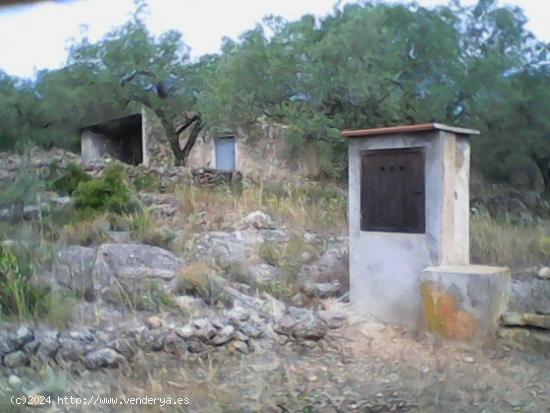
[72,164,139,214]
[50,162,91,195]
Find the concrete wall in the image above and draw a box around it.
[141,106,175,168]
[421,265,511,343]
[81,129,122,164]
[348,131,471,327]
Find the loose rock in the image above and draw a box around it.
[85,348,126,370]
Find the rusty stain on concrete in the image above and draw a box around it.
[421,281,477,340]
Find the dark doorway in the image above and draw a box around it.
[82,113,143,166]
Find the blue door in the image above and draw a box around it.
[215,137,236,170]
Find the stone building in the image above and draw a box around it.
[80,106,320,179]
[186,125,321,180]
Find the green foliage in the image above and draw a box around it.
[1,0,549,187]
[0,244,51,319]
[73,164,139,214]
[50,162,91,195]
[133,172,160,192]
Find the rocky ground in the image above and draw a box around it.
[0,149,549,412]
[2,303,549,413]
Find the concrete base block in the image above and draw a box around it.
[420,265,511,343]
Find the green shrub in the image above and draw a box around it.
[51,162,91,195]
[73,164,139,214]
[0,245,51,319]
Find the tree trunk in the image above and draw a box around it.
[153,109,204,167]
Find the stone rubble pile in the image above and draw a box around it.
[0,297,347,374]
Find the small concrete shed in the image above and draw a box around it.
[80,106,176,168]
[343,123,510,342]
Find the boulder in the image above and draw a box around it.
[92,244,185,305]
[317,309,347,329]
[274,307,328,341]
[0,331,16,355]
[84,348,125,370]
[538,267,550,280]
[3,351,28,368]
[498,328,550,357]
[94,244,184,286]
[300,280,342,299]
[175,296,208,315]
[508,273,550,315]
[234,211,275,230]
[298,242,349,288]
[211,325,235,346]
[14,326,34,348]
[55,246,96,294]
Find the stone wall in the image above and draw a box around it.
[187,122,321,180]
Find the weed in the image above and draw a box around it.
[0,245,51,320]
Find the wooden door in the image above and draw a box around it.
[361,148,425,233]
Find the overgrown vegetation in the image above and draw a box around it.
[49,161,91,195]
[72,163,139,214]
[0,243,73,326]
[175,181,347,234]
[471,210,550,270]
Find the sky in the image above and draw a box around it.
[0,0,548,78]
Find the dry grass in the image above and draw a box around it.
[173,181,347,234]
[60,213,111,246]
[471,211,550,270]
[177,262,226,304]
